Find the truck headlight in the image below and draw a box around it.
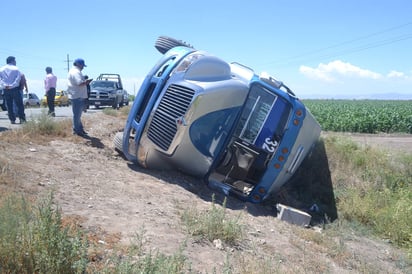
[173,53,204,74]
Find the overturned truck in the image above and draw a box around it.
[114,36,321,203]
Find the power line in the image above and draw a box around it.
[261,22,412,67]
[311,33,412,62]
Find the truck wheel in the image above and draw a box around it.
[113,132,124,154]
[154,36,194,54]
[112,99,119,109]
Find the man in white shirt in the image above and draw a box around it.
[0,56,26,124]
[44,67,57,116]
[67,58,92,136]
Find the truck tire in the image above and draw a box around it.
[154,36,194,54]
[112,98,119,109]
[113,132,124,154]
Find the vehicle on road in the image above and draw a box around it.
[23,93,40,107]
[41,90,70,107]
[114,36,321,203]
[88,74,127,109]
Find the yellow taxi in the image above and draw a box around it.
[42,90,70,107]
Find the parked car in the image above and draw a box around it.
[41,90,70,107]
[23,93,40,107]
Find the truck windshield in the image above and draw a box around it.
[90,81,116,89]
[234,84,291,150]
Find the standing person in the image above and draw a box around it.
[20,73,28,93]
[44,67,57,116]
[83,75,91,112]
[0,56,25,124]
[13,72,28,116]
[67,58,92,137]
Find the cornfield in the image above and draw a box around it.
[303,100,412,133]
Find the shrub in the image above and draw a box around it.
[181,195,244,245]
[0,193,88,273]
[22,110,70,136]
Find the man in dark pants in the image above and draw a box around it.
[0,56,26,124]
[83,75,91,112]
[44,66,57,116]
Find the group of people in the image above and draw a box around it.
[0,56,92,137]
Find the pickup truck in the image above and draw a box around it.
[88,73,127,109]
[114,36,321,203]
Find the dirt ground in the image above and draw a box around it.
[1,112,411,273]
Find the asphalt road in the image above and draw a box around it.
[0,106,103,132]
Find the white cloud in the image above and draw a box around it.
[300,60,382,82]
[387,70,406,78]
[299,65,335,82]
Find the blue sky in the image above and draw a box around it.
[1,0,411,99]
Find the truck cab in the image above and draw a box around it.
[115,40,321,203]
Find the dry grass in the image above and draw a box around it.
[1,112,72,144]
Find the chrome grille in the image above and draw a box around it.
[147,84,195,151]
[90,91,109,99]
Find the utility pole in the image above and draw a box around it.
[66,54,72,72]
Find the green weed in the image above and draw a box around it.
[102,107,118,116]
[101,105,130,117]
[0,193,88,273]
[324,135,412,255]
[181,195,244,245]
[22,109,70,136]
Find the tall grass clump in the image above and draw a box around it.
[102,107,118,116]
[101,105,131,117]
[22,110,70,136]
[0,193,88,273]
[324,136,412,255]
[181,195,243,245]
